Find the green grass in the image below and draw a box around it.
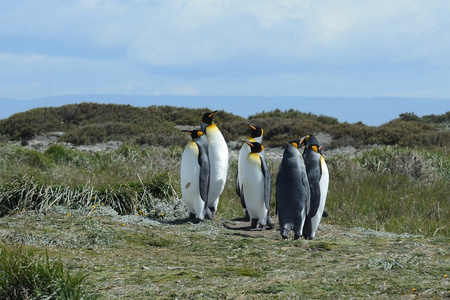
[0,244,98,299]
[0,143,448,237]
[2,211,448,298]
[0,105,449,298]
[325,147,449,236]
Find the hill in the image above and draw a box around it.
[0,102,449,149]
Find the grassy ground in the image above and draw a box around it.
[0,143,449,298]
[0,206,448,299]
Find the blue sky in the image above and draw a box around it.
[1,1,450,124]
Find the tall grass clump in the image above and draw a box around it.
[0,175,183,218]
[326,147,449,236]
[0,244,98,299]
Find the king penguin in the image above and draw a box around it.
[236,123,264,220]
[180,130,211,220]
[241,141,274,230]
[276,140,310,240]
[201,111,229,215]
[300,135,329,239]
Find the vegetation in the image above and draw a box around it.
[0,103,448,298]
[327,147,449,236]
[0,103,449,148]
[0,244,97,299]
[0,202,448,298]
[0,143,448,236]
[0,103,244,147]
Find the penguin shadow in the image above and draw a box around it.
[222,218,278,239]
[162,217,201,226]
[164,216,219,226]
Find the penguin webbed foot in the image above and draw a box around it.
[187,213,203,224]
[281,228,290,239]
[250,219,258,230]
[250,225,264,231]
[243,209,250,222]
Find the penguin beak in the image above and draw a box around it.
[242,140,254,147]
[209,110,218,118]
[247,122,256,130]
[299,138,306,147]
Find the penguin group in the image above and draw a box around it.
[236,123,264,221]
[180,111,228,221]
[180,110,329,239]
[276,135,329,239]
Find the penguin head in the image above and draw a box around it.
[182,129,204,140]
[305,135,320,147]
[201,110,218,125]
[247,122,263,138]
[300,135,322,154]
[243,140,264,153]
[288,139,302,149]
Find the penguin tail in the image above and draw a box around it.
[204,207,214,220]
[266,215,275,230]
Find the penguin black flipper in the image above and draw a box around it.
[260,155,271,212]
[302,169,311,209]
[261,155,274,229]
[196,137,210,206]
[235,171,247,209]
[235,171,241,197]
[275,171,279,215]
[308,181,321,218]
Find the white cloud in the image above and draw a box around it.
[0,53,44,62]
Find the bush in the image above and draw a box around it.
[0,103,449,149]
[0,245,97,299]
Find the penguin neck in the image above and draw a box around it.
[201,121,213,132]
[205,123,221,136]
[248,152,262,163]
[187,140,199,153]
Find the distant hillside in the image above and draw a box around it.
[0,103,449,149]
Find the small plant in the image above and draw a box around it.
[0,244,98,299]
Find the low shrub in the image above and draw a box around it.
[0,245,97,299]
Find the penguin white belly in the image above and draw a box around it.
[180,142,205,219]
[242,155,268,225]
[238,142,251,193]
[308,156,329,238]
[206,124,229,210]
[318,157,329,215]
